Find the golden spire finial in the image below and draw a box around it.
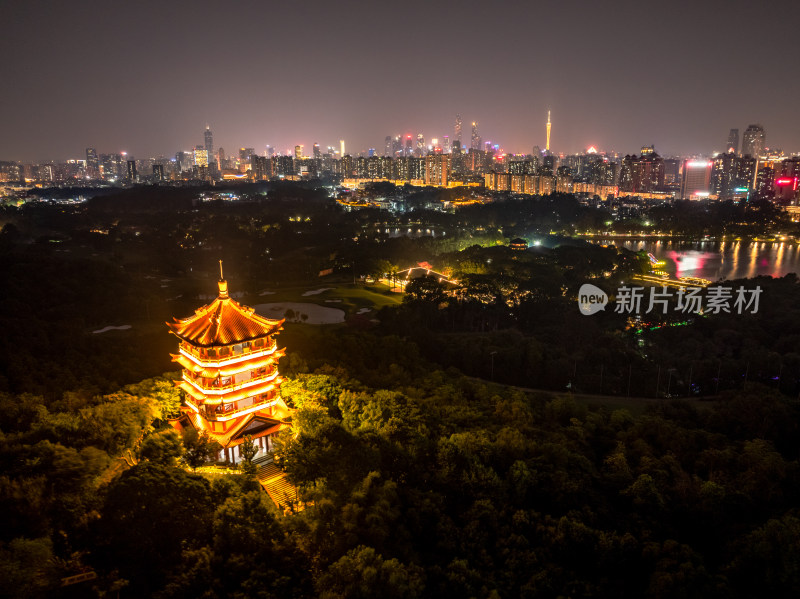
[217,260,228,298]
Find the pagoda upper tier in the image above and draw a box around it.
[167,279,283,347]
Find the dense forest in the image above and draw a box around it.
[1,186,799,597]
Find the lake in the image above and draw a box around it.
[610,240,800,281]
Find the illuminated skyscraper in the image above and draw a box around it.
[546,111,552,152]
[85,147,99,178]
[204,126,214,161]
[340,140,345,157]
[455,114,462,144]
[741,124,765,157]
[416,134,425,156]
[711,152,738,198]
[471,122,479,150]
[384,136,392,157]
[152,164,165,181]
[126,160,138,182]
[313,143,320,159]
[681,160,713,199]
[405,135,412,156]
[425,154,450,186]
[294,145,303,159]
[194,146,209,167]
[726,129,739,154]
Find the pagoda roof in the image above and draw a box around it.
[167,279,283,347]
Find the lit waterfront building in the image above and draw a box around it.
[681,159,713,199]
[168,269,291,462]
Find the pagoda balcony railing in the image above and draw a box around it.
[188,394,280,422]
[179,340,278,368]
[183,369,279,396]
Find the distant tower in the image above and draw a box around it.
[204,126,214,161]
[741,124,765,158]
[85,147,99,178]
[727,129,739,154]
[294,145,303,159]
[546,111,552,153]
[313,143,321,159]
[471,122,479,150]
[384,135,392,157]
[340,140,346,156]
[455,114,463,144]
[416,134,425,156]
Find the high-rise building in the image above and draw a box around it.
[340,140,345,157]
[680,160,713,199]
[425,155,450,186]
[736,156,756,190]
[313,143,320,159]
[204,126,214,161]
[727,129,739,154]
[384,136,392,157]
[391,136,402,157]
[455,114,462,144]
[471,122,480,150]
[416,134,425,156]
[294,145,303,159]
[443,136,450,154]
[663,159,681,186]
[126,160,138,182]
[741,124,766,157]
[194,147,209,167]
[152,164,165,181]
[404,135,412,156]
[754,166,775,199]
[85,148,99,178]
[546,111,552,152]
[711,152,738,198]
[251,155,271,180]
[239,148,255,162]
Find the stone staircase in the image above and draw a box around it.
[256,459,300,509]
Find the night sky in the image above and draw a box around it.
[3,0,799,162]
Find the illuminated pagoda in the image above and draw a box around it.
[168,263,291,463]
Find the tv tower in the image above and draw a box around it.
[546,110,551,152]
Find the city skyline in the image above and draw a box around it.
[0,116,789,164]
[3,1,800,161]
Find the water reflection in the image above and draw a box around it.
[618,240,800,281]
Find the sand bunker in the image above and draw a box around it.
[254,302,345,324]
[92,325,132,334]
